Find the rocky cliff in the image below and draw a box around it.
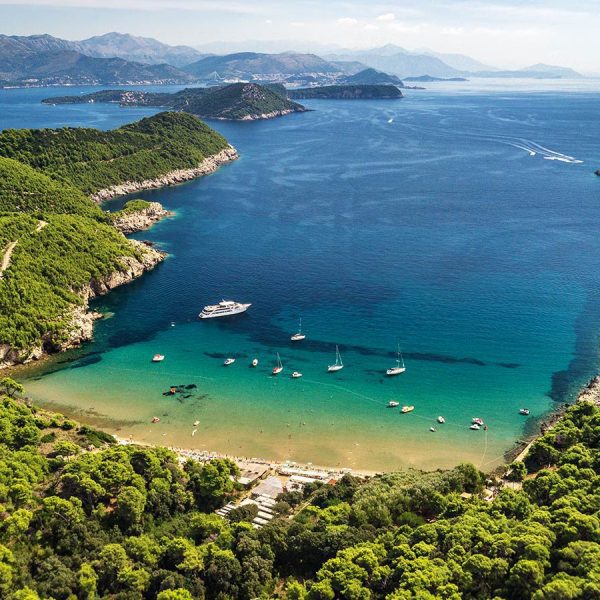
[91,146,238,202]
[0,240,165,369]
[111,201,171,234]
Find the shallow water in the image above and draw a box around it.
[4,84,600,471]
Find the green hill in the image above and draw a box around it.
[0,387,597,598]
[0,111,230,195]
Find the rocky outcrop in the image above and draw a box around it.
[112,202,171,234]
[219,108,301,121]
[0,240,165,369]
[91,146,238,202]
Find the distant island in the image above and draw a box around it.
[288,84,403,100]
[404,75,468,82]
[43,83,307,121]
[340,68,404,86]
[0,112,236,368]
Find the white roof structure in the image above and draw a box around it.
[252,476,283,499]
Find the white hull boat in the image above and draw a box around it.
[199,300,251,319]
[291,317,306,341]
[224,358,235,366]
[386,345,406,376]
[328,345,344,372]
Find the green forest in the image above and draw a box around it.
[0,112,230,357]
[0,381,597,599]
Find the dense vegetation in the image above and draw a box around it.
[289,85,404,100]
[0,112,229,357]
[0,112,229,195]
[42,83,306,121]
[0,381,597,599]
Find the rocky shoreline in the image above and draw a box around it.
[0,240,165,369]
[215,108,306,121]
[111,201,171,234]
[91,146,238,202]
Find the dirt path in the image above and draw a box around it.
[0,241,18,278]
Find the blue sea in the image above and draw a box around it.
[4,82,600,471]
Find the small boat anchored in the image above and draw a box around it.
[401,405,414,413]
[386,344,406,376]
[272,353,283,375]
[291,318,306,341]
[470,423,481,430]
[224,357,235,366]
[519,408,530,416]
[152,354,165,362]
[388,401,400,408]
[151,416,160,423]
[430,427,436,432]
[328,345,344,372]
[291,371,303,378]
[193,420,200,426]
[437,416,446,424]
[251,358,259,367]
[472,417,484,426]
[199,299,251,319]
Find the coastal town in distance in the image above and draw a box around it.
[0,1,599,598]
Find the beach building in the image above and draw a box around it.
[251,476,284,499]
[236,462,270,487]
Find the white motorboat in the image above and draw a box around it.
[199,300,251,319]
[272,353,283,375]
[472,417,484,426]
[251,358,259,367]
[291,371,303,378]
[193,420,200,426]
[430,427,436,432]
[327,345,344,372]
[470,423,481,430]
[519,408,530,416]
[388,401,400,408]
[437,416,446,424]
[386,345,406,376]
[224,357,235,366]
[401,405,414,413]
[152,354,165,362]
[291,318,306,341]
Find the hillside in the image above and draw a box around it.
[0,112,235,364]
[0,34,195,86]
[43,84,307,121]
[289,84,403,100]
[0,385,597,597]
[184,51,343,80]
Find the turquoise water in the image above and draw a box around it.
[4,85,600,471]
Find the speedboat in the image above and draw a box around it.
[251,358,259,367]
[152,354,165,362]
[470,423,481,430]
[437,416,446,424]
[224,357,235,366]
[291,318,306,341]
[430,427,436,432]
[199,300,251,319]
[193,420,200,426]
[292,371,303,378]
[519,408,530,415]
[388,401,400,408]
[472,417,484,426]
[386,344,406,376]
[401,405,414,413]
[328,345,344,372]
[272,353,283,375]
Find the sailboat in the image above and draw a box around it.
[272,353,283,375]
[327,345,344,372]
[386,345,406,376]
[290,318,306,341]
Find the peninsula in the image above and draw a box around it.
[0,112,236,368]
[43,82,307,121]
[288,84,403,100]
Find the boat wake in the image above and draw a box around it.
[505,139,583,164]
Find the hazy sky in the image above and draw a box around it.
[1,0,599,72]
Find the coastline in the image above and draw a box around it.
[91,145,238,202]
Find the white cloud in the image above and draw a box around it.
[364,24,379,31]
[337,17,358,26]
[376,13,395,22]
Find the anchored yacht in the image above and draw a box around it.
[199,300,251,319]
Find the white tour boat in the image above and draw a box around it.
[291,318,306,341]
[199,300,251,319]
[272,353,283,375]
[386,345,406,376]
[328,345,344,372]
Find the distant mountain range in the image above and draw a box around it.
[0,33,584,88]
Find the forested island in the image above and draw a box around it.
[0,112,236,368]
[288,84,403,100]
[0,376,597,598]
[43,82,307,121]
